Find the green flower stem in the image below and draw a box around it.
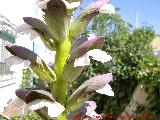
[54,38,71,104]
[55,38,71,77]
[53,78,67,104]
[57,111,67,120]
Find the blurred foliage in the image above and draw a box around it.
[20,68,33,88]
[74,14,160,119]
[0,113,41,120]
[20,68,42,89]
[10,113,41,120]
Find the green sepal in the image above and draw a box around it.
[30,58,56,83]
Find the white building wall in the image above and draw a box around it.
[0,38,2,62]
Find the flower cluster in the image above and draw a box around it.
[1,0,115,119]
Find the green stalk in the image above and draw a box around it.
[57,111,67,120]
[53,38,71,104]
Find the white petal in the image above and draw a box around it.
[48,102,65,117]
[87,49,112,63]
[30,30,39,40]
[96,84,114,96]
[23,99,65,117]
[36,0,50,10]
[15,23,32,34]
[5,56,31,72]
[15,24,39,40]
[74,53,90,67]
[87,34,97,40]
[39,50,56,66]
[85,101,97,115]
[5,56,24,66]
[62,0,80,9]
[99,4,115,14]
[89,111,102,119]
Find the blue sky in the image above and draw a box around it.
[0,0,159,34]
[80,0,160,34]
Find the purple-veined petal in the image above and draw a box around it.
[74,53,90,67]
[96,84,114,96]
[99,3,115,14]
[87,49,112,63]
[23,99,65,117]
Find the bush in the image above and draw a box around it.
[75,14,160,119]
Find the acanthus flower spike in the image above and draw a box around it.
[2,0,117,119]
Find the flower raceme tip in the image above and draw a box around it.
[37,0,81,10]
